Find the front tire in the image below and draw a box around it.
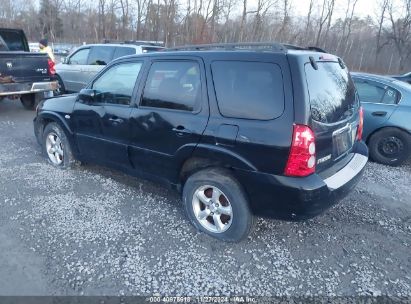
[183,168,254,242]
[42,122,77,168]
[368,128,411,166]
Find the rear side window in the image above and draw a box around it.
[141,61,201,112]
[113,47,136,59]
[211,61,284,120]
[87,46,115,65]
[353,79,399,105]
[141,47,164,53]
[305,62,357,123]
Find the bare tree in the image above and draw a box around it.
[386,0,411,71]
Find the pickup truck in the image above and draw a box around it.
[0,28,58,110]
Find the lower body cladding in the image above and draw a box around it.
[235,142,369,220]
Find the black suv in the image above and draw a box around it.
[34,43,368,242]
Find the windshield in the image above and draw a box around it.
[305,62,358,124]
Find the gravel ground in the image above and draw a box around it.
[0,99,410,298]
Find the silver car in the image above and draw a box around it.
[55,44,164,93]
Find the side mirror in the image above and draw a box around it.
[78,89,97,104]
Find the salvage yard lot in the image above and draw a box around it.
[0,99,410,297]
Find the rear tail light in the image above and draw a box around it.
[48,59,56,76]
[285,124,316,177]
[357,107,363,141]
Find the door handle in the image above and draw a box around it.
[172,126,192,136]
[108,117,124,124]
[372,111,387,117]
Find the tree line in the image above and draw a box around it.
[0,0,410,74]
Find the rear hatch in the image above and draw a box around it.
[304,57,360,174]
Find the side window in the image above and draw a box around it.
[381,87,399,104]
[141,61,201,112]
[354,80,399,104]
[87,46,115,65]
[211,61,284,120]
[69,48,90,65]
[113,47,136,59]
[92,62,143,105]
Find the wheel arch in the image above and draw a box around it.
[179,145,257,187]
[36,112,78,155]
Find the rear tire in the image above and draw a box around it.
[42,122,77,169]
[182,168,254,242]
[368,127,411,166]
[20,93,42,110]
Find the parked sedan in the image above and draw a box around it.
[352,72,411,166]
[392,72,411,85]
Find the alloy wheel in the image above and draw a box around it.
[192,185,233,233]
[45,132,64,165]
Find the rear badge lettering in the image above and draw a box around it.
[317,154,332,164]
[36,68,48,74]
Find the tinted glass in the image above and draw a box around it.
[141,61,201,111]
[0,31,25,51]
[354,79,399,105]
[212,61,284,120]
[305,62,357,123]
[92,62,143,105]
[69,48,90,65]
[141,47,164,53]
[354,80,385,103]
[113,47,136,59]
[87,46,115,65]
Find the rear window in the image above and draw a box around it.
[0,31,26,51]
[305,62,357,124]
[211,61,285,120]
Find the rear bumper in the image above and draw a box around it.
[235,142,368,220]
[0,81,58,97]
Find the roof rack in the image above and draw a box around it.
[166,42,327,53]
[101,39,164,47]
[167,42,287,52]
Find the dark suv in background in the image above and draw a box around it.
[34,43,368,242]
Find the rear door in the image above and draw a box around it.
[128,57,209,182]
[304,60,360,173]
[352,77,399,139]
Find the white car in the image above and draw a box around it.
[55,43,164,93]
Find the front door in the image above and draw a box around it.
[59,47,91,92]
[128,58,209,182]
[72,60,144,168]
